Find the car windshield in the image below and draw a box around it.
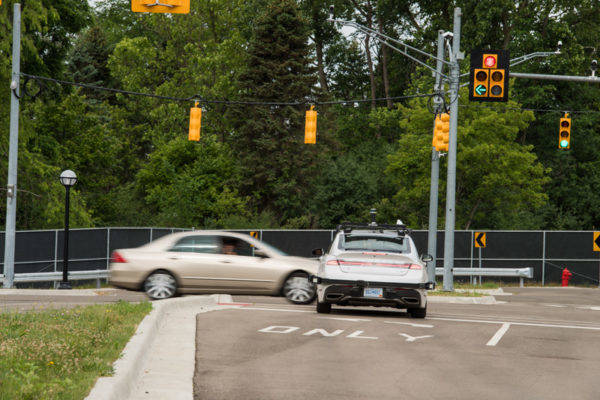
[342,235,409,253]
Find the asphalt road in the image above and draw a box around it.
[194,289,600,400]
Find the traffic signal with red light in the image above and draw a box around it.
[432,113,450,152]
[305,105,317,144]
[469,50,509,102]
[559,113,571,150]
[188,103,201,141]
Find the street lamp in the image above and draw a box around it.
[58,169,77,290]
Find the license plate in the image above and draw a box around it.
[364,288,383,298]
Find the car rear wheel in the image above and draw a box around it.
[282,272,316,304]
[408,307,426,319]
[316,301,331,314]
[144,271,177,300]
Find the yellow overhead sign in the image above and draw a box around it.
[594,232,600,252]
[132,0,190,14]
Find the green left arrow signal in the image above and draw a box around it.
[475,84,487,96]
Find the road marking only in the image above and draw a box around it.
[486,323,511,346]
[384,321,434,328]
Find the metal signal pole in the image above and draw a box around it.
[442,8,463,291]
[3,3,22,289]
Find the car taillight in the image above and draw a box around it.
[335,260,422,269]
[111,251,127,263]
[409,264,422,270]
[326,260,340,266]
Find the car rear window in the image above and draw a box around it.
[341,235,410,253]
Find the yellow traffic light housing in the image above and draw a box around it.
[489,69,505,98]
[472,69,489,98]
[432,113,450,152]
[559,113,571,150]
[188,102,201,141]
[470,50,509,102]
[132,0,190,14]
[304,105,317,144]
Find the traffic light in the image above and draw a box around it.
[559,113,571,150]
[188,102,201,141]
[469,50,509,102]
[432,113,450,152]
[131,0,190,14]
[305,105,317,144]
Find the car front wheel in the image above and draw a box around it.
[282,272,316,304]
[144,271,177,300]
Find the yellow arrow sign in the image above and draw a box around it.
[594,232,600,252]
[132,0,190,14]
[474,232,486,248]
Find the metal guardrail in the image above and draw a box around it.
[0,270,109,288]
[436,267,533,287]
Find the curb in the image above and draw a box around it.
[85,294,224,400]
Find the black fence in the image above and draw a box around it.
[1,228,599,285]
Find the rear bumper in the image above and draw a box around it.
[310,275,434,290]
[311,276,430,309]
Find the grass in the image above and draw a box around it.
[0,301,152,400]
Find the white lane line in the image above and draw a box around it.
[486,323,511,346]
[384,321,434,328]
[318,317,371,322]
[429,317,600,331]
[543,304,568,308]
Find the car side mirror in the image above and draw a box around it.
[420,254,433,262]
[312,248,324,257]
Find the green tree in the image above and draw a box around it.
[135,137,250,228]
[380,86,549,230]
[230,0,320,222]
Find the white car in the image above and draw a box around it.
[311,223,433,318]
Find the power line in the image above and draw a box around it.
[20,73,434,107]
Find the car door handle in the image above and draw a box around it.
[168,256,179,260]
[220,260,232,263]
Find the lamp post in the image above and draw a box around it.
[58,170,77,290]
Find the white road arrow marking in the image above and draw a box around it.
[399,333,434,342]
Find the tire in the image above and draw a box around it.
[144,271,177,300]
[282,272,316,304]
[408,307,427,319]
[316,301,331,314]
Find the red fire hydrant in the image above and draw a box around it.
[561,268,573,287]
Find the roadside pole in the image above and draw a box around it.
[442,7,462,291]
[426,30,445,285]
[3,4,21,289]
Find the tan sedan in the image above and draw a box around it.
[109,231,318,303]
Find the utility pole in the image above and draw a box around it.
[3,3,21,289]
[426,30,445,285]
[442,8,463,291]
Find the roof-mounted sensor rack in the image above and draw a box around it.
[336,222,412,236]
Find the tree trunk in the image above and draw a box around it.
[378,22,392,109]
[365,2,376,109]
[465,199,482,230]
[315,39,329,93]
